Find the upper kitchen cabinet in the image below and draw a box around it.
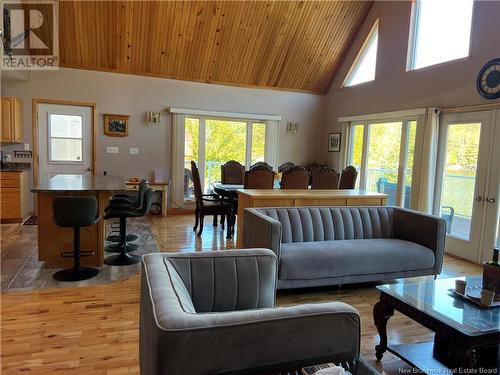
[1,97,23,143]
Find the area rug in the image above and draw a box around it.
[3,217,159,292]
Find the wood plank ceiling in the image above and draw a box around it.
[59,1,372,94]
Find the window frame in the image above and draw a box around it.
[346,116,418,207]
[171,110,279,206]
[406,0,475,71]
[342,19,379,88]
[47,112,84,165]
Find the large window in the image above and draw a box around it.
[48,114,83,163]
[408,0,474,70]
[347,118,417,208]
[182,116,272,200]
[343,20,378,87]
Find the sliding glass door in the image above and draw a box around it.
[348,118,417,207]
[183,116,273,200]
[434,111,500,263]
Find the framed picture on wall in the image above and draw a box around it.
[328,132,341,152]
[104,114,129,137]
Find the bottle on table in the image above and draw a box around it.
[486,248,499,267]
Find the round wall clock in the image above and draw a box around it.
[477,58,500,100]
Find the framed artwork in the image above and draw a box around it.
[328,132,341,152]
[104,114,129,137]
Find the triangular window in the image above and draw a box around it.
[343,21,378,87]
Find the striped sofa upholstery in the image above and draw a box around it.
[242,206,446,289]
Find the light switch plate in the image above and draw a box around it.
[24,143,30,151]
[129,147,139,155]
[106,146,119,154]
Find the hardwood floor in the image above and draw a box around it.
[1,214,482,374]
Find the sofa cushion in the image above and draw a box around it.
[279,239,435,280]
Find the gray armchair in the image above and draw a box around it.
[140,249,361,374]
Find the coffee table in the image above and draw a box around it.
[373,276,499,372]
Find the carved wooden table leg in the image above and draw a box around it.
[373,300,394,361]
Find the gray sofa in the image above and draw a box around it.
[242,206,446,289]
[140,249,364,374]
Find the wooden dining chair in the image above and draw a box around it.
[244,166,274,189]
[278,161,296,173]
[338,166,358,189]
[281,166,309,189]
[306,162,327,185]
[311,167,340,189]
[190,161,227,236]
[221,160,245,185]
[250,161,273,172]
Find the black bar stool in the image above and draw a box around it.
[52,196,100,281]
[106,179,148,244]
[104,188,153,266]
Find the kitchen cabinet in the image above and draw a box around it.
[1,97,23,143]
[0,171,30,222]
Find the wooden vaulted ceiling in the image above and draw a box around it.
[59,1,372,94]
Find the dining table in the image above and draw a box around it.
[212,182,241,239]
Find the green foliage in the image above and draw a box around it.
[184,118,266,187]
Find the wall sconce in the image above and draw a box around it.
[287,122,299,134]
[146,111,161,125]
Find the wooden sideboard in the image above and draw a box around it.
[0,171,30,223]
[236,189,388,247]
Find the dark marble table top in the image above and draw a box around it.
[32,174,127,193]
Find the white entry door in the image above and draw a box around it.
[37,104,93,181]
[434,110,500,263]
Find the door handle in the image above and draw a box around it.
[474,195,484,202]
[486,197,496,203]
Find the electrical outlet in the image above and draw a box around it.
[106,147,119,154]
[24,143,30,151]
[5,154,12,162]
[129,147,139,155]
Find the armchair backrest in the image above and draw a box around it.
[165,250,277,313]
[253,206,395,244]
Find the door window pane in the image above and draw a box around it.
[349,124,364,189]
[184,118,199,201]
[205,119,246,193]
[49,114,83,163]
[50,138,83,162]
[403,121,417,208]
[441,123,481,240]
[251,123,266,164]
[367,122,402,205]
[50,115,82,138]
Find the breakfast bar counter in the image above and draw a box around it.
[236,189,387,247]
[32,174,127,267]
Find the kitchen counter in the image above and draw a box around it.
[32,174,128,267]
[0,162,31,172]
[32,174,126,193]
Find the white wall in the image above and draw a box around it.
[1,67,327,208]
[321,0,500,168]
